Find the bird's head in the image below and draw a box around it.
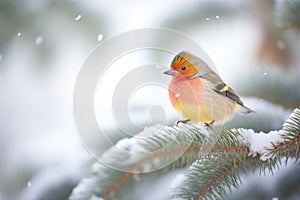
[164,51,199,78]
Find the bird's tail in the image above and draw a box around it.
[236,103,255,114]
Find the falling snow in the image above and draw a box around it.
[175,93,180,97]
[75,14,82,21]
[216,15,220,19]
[35,36,43,45]
[27,181,32,187]
[277,40,286,50]
[97,34,103,42]
[206,17,210,21]
[263,72,268,76]
[17,32,21,36]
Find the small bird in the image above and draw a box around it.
[164,51,254,126]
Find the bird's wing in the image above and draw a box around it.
[179,51,254,113]
[213,83,254,113]
[213,83,243,105]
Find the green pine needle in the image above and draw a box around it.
[69,108,300,200]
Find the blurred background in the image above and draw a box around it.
[0,0,299,199]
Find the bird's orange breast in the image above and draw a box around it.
[168,75,204,110]
[168,75,220,123]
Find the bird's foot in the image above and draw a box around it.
[176,119,191,125]
[204,120,215,128]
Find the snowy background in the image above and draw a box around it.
[0,0,299,199]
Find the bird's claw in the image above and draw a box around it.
[176,119,191,125]
[204,120,215,128]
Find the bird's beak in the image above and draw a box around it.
[163,69,179,76]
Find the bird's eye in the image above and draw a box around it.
[181,66,187,71]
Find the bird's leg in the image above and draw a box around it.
[204,120,215,127]
[176,119,191,125]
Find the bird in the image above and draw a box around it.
[164,51,254,126]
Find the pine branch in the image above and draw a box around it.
[170,129,278,200]
[267,107,300,162]
[69,124,208,200]
[275,0,300,29]
[69,108,300,200]
[171,108,300,199]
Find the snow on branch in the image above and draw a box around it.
[171,107,300,199]
[69,108,300,200]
